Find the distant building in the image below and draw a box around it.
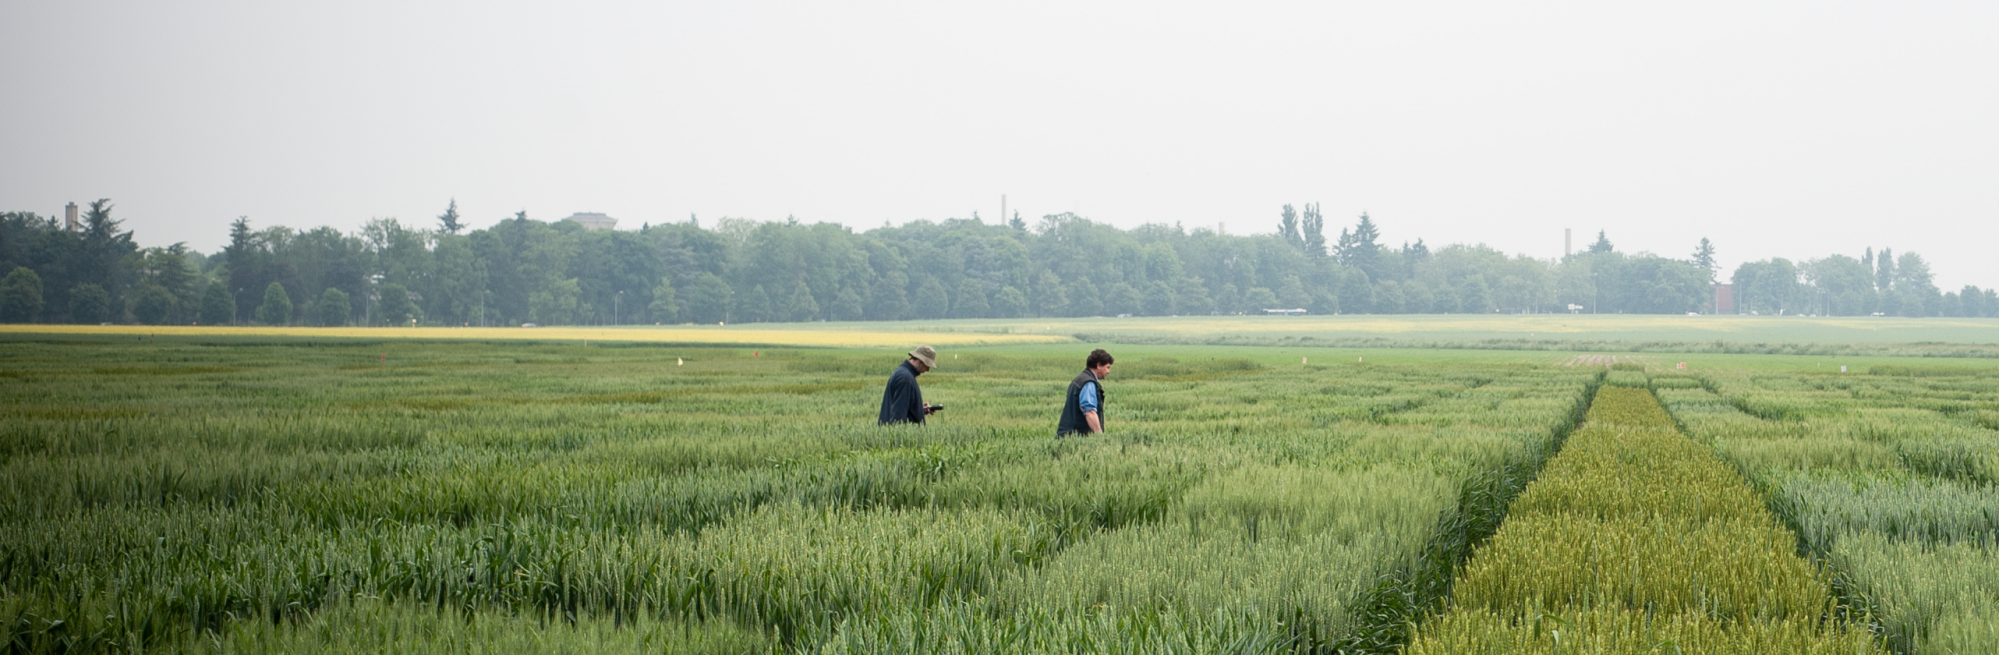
[1262,308,1308,315]
[562,212,617,230]
[64,202,78,231]
[1712,283,1735,314]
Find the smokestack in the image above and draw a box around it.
[65,202,78,232]
[1564,228,1571,258]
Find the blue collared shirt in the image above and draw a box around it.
[1079,380,1100,413]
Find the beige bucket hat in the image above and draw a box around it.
[908,345,938,368]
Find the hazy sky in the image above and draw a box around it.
[4,2,1995,288]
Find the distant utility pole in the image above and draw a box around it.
[1000,195,1006,226]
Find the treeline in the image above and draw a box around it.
[2,199,1994,325]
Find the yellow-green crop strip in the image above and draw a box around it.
[1408,385,1883,654]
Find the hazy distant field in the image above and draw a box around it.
[907,314,1999,346]
[8,314,1994,352]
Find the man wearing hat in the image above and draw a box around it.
[878,345,938,426]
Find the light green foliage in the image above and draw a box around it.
[1828,533,1999,652]
[0,337,1594,653]
[1657,367,1999,654]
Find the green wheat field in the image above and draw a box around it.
[3,318,1997,653]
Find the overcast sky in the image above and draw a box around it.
[4,2,1995,288]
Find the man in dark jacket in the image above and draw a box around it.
[878,345,938,425]
[1057,349,1114,436]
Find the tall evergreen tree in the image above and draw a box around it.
[78,199,136,314]
[437,199,463,234]
[1336,213,1383,279]
[1876,247,1895,291]
[1401,239,1430,280]
[1300,203,1327,257]
[1588,230,1614,254]
[1278,204,1302,248]
[1691,238,1717,281]
[225,217,265,323]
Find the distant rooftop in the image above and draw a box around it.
[562,212,617,230]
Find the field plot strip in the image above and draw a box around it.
[0,339,1602,654]
[1657,368,1999,654]
[1408,384,1882,654]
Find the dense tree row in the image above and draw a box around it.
[2,200,1994,325]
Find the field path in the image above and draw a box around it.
[1407,385,1882,653]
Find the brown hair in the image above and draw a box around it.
[1086,349,1114,369]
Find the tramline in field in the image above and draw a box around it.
[1408,384,1880,654]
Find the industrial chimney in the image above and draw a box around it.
[64,202,79,232]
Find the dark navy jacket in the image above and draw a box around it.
[1056,369,1104,436]
[877,360,925,425]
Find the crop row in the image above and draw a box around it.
[0,339,1595,653]
[1408,384,1879,654]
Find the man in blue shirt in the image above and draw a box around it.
[878,345,937,425]
[1057,349,1114,436]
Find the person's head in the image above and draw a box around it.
[907,345,938,373]
[1086,349,1114,378]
